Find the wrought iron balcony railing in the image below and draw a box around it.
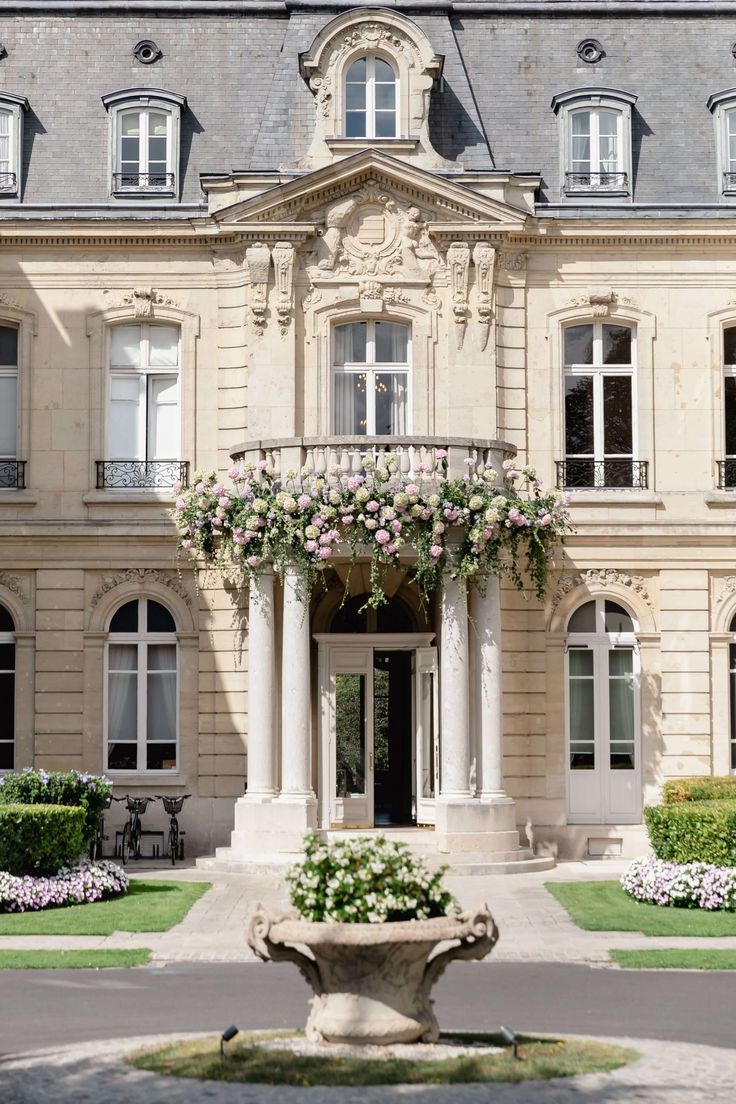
[565,171,628,191]
[717,460,736,488]
[0,172,17,193]
[0,460,26,489]
[556,459,648,490]
[96,460,189,490]
[724,172,736,192]
[112,172,175,191]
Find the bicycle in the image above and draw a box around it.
[157,794,191,866]
[113,795,157,865]
[89,792,113,861]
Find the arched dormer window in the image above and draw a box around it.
[707,89,736,196]
[551,87,636,199]
[101,87,186,197]
[0,92,28,198]
[345,56,397,139]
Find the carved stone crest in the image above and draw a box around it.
[0,571,27,603]
[90,568,192,609]
[567,288,636,318]
[122,288,176,318]
[551,568,653,610]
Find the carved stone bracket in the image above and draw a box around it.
[552,568,654,610]
[472,243,495,352]
[90,568,192,609]
[246,242,272,335]
[567,287,637,317]
[121,288,176,318]
[272,242,295,335]
[447,241,470,349]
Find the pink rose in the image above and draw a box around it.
[246,555,261,567]
[318,547,332,560]
[218,496,230,509]
[375,529,391,545]
[298,494,312,509]
[305,540,318,553]
[430,544,443,558]
[366,500,380,513]
[213,483,224,496]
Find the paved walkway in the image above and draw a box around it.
[3,858,736,964]
[0,1033,734,1103]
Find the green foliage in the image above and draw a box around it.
[0,948,151,969]
[546,880,736,935]
[662,777,736,804]
[287,834,455,923]
[0,768,112,845]
[644,801,736,866]
[610,948,736,970]
[0,804,85,876]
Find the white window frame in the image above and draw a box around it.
[101,88,185,197]
[332,320,411,436]
[0,323,19,463]
[107,322,181,464]
[551,87,636,199]
[0,608,15,771]
[707,90,736,196]
[105,596,179,775]
[723,327,736,485]
[343,54,399,140]
[0,93,28,198]
[563,320,638,488]
[730,628,736,774]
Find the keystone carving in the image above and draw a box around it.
[473,243,495,351]
[90,568,192,609]
[447,241,470,349]
[567,288,636,318]
[272,241,295,336]
[122,288,176,318]
[246,243,271,335]
[551,569,653,610]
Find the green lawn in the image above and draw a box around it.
[546,880,736,936]
[610,949,736,970]
[0,948,151,969]
[0,879,210,935]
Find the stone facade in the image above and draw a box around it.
[2,1,736,861]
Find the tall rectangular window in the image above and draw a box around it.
[562,321,638,488]
[723,328,736,488]
[117,108,172,190]
[0,326,18,463]
[333,321,410,436]
[568,107,624,190]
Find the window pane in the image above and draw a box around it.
[603,376,633,455]
[0,326,18,366]
[147,600,176,633]
[374,111,397,138]
[0,741,13,769]
[0,604,14,632]
[374,58,395,83]
[148,643,177,671]
[121,113,141,136]
[375,83,396,110]
[374,322,408,363]
[334,372,367,434]
[568,603,596,633]
[111,326,142,367]
[571,111,591,136]
[108,742,137,771]
[335,673,366,796]
[0,642,14,671]
[598,109,619,137]
[109,375,142,458]
[609,649,635,769]
[0,375,17,456]
[347,58,366,82]
[345,111,367,138]
[334,323,367,364]
[569,670,595,770]
[110,600,138,633]
[147,743,177,771]
[108,671,137,741]
[374,373,407,435]
[726,377,736,456]
[602,324,632,364]
[148,325,179,368]
[565,324,594,365]
[731,644,736,771]
[346,83,366,110]
[148,375,180,459]
[605,601,635,633]
[147,670,176,742]
[725,328,736,365]
[109,643,137,670]
[148,111,167,137]
[565,375,594,455]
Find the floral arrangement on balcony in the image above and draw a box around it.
[173,453,570,607]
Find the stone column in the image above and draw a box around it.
[439,574,471,799]
[243,566,278,801]
[280,564,316,802]
[471,576,508,802]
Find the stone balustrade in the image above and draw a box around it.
[229,436,514,488]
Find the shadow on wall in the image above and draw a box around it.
[428,78,492,166]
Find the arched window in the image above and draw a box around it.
[345,56,397,139]
[566,597,641,823]
[562,320,641,489]
[102,89,185,197]
[106,597,178,772]
[0,603,15,769]
[729,612,736,771]
[103,322,182,489]
[551,88,635,198]
[0,324,19,487]
[332,321,410,435]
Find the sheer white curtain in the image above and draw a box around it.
[108,645,137,741]
[147,644,177,742]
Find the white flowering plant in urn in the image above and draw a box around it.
[248,835,498,1046]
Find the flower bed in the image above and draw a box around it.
[621,856,736,911]
[174,457,570,608]
[0,860,129,913]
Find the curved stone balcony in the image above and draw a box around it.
[229,436,515,487]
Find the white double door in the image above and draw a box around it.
[317,635,438,829]
[566,641,642,824]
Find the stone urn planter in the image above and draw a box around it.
[247,906,498,1045]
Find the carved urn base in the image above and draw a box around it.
[248,908,498,1046]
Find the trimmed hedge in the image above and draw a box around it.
[0,769,111,846]
[0,804,86,876]
[662,777,736,805]
[645,801,736,866]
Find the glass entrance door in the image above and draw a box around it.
[415,646,439,824]
[331,647,374,827]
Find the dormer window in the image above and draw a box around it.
[552,87,636,198]
[102,88,186,197]
[345,56,397,139]
[0,92,29,198]
[707,89,736,195]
